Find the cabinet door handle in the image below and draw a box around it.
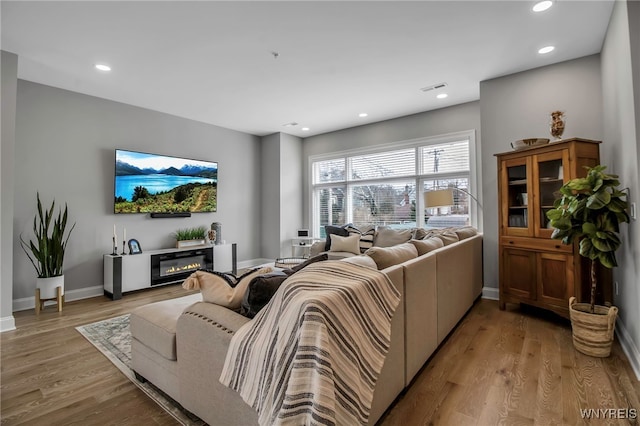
[555,245,561,249]
[509,241,514,244]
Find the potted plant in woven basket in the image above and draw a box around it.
[546,165,629,357]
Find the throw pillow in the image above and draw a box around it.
[340,255,378,269]
[329,234,361,255]
[324,225,349,251]
[411,227,429,240]
[424,227,453,237]
[182,266,273,310]
[434,231,459,246]
[240,253,330,317]
[410,237,444,256]
[365,243,418,270]
[374,226,412,248]
[240,272,289,318]
[344,224,376,253]
[454,226,478,240]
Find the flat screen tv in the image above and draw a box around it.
[114,149,218,214]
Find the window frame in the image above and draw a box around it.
[308,130,480,236]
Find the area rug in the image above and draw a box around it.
[76,315,205,425]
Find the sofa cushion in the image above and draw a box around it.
[410,237,445,256]
[411,227,429,240]
[374,227,412,248]
[425,228,461,246]
[365,242,418,270]
[240,272,289,319]
[324,225,350,251]
[182,266,273,309]
[329,234,361,255]
[130,293,201,360]
[454,226,478,240]
[434,231,459,246]
[340,255,378,269]
[344,224,376,253]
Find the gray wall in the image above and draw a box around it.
[302,101,482,230]
[601,0,640,375]
[279,133,303,256]
[1,51,18,329]
[260,132,303,258]
[13,80,262,301]
[479,55,603,289]
[260,133,281,259]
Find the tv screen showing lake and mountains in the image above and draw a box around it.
[115,150,218,213]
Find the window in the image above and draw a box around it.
[310,131,478,237]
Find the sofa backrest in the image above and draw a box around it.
[399,233,483,383]
[432,233,483,344]
[401,253,438,385]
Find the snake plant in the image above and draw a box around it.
[546,165,629,312]
[20,193,75,278]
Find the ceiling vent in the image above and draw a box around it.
[420,82,448,92]
[282,122,299,127]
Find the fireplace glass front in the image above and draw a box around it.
[150,248,213,286]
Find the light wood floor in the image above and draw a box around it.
[1,286,639,425]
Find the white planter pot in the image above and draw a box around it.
[37,275,65,299]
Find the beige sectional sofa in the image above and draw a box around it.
[130,231,483,425]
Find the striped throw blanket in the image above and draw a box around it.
[219,261,401,426]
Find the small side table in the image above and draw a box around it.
[290,237,322,257]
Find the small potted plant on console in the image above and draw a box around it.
[174,226,207,248]
[546,165,629,357]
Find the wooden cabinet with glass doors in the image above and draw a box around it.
[496,138,611,319]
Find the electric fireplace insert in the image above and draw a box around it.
[150,248,213,286]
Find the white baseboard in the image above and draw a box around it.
[482,286,499,300]
[239,258,274,269]
[615,318,640,381]
[0,316,16,332]
[11,262,273,313]
[13,285,104,312]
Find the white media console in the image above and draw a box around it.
[104,243,237,300]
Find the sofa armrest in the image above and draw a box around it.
[176,302,258,426]
[368,264,405,425]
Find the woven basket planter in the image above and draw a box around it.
[569,296,618,357]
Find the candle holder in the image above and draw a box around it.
[112,236,118,255]
[121,240,127,255]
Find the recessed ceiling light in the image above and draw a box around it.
[538,45,555,54]
[95,64,111,71]
[437,93,448,99]
[359,113,368,118]
[301,127,310,131]
[532,1,553,12]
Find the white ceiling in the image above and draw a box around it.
[1,1,614,137]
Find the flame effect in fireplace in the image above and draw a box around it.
[164,263,201,275]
